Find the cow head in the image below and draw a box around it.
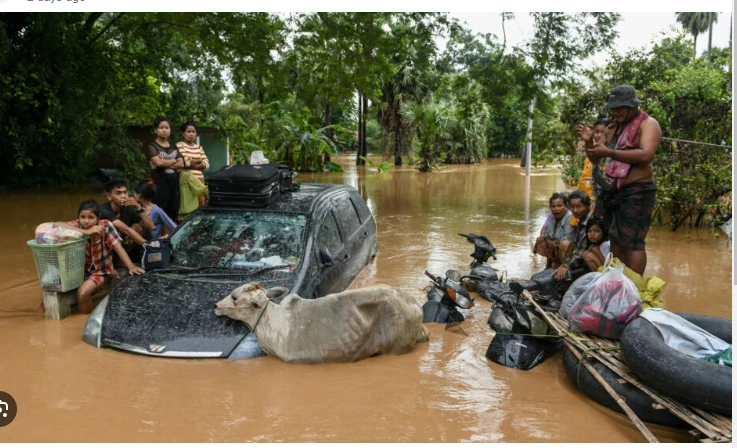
[214,283,271,329]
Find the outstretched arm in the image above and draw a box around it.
[54,221,103,238]
[111,219,146,245]
[112,242,145,275]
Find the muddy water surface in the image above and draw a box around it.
[0,156,731,442]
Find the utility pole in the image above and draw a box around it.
[524,97,536,176]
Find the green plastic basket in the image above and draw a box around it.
[27,238,88,292]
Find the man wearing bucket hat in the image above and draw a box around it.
[576,85,661,276]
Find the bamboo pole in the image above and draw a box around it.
[523,291,731,441]
[565,341,659,443]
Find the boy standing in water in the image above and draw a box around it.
[55,200,145,313]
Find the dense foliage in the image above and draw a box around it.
[0,12,731,228]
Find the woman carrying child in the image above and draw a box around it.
[134,181,177,240]
[581,216,611,272]
[55,199,145,313]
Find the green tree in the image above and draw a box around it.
[399,98,456,172]
[675,12,720,61]
[377,13,450,166]
[519,13,620,171]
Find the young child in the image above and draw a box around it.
[55,199,145,314]
[176,120,210,206]
[580,115,610,213]
[581,216,610,272]
[134,181,177,240]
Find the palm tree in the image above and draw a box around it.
[675,12,720,61]
[399,98,456,172]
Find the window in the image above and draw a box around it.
[317,212,342,255]
[335,196,361,237]
[169,210,307,268]
[350,194,371,224]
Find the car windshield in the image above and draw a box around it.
[169,210,308,269]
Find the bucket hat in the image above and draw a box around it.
[604,85,642,109]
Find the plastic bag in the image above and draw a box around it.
[249,151,269,165]
[640,276,666,309]
[704,347,732,367]
[34,222,84,244]
[568,261,642,339]
[560,271,601,319]
[598,257,665,309]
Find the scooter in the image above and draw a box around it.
[458,233,499,285]
[422,270,473,324]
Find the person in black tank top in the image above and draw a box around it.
[146,116,183,221]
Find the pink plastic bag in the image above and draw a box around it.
[568,262,642,339]
[34,222,84,244]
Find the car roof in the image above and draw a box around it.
[205,182,351,214]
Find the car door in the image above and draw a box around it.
[310,208,347,297]
[333,194,367,286]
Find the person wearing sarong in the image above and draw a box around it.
[576,85,661,276]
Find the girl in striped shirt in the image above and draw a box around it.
[176,120,209,206]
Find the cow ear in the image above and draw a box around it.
[250,300,262,310]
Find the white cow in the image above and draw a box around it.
[215,283,429,364]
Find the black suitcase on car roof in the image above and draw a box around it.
[208,164,297,207]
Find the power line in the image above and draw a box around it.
[660,137,732,150]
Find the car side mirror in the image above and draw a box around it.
[319,249,333,267]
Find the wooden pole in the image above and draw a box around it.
[523,291,731,441]
[564,341,660,443]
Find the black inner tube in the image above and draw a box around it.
[562,346,691,428]
[620,313,732,416]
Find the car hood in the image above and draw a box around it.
[100,269,296,358]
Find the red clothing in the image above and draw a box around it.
[68,219,122,277]
[605,111,649,189]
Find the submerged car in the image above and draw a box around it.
[82,182,378,359]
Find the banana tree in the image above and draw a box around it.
[277,111,344,172]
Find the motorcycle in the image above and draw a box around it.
[422,270,473,324]
[421,233,498,324]
[458,233,500,289]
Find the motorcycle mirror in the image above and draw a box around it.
[445,270,462,283]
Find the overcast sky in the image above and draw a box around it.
[448,12,732,61]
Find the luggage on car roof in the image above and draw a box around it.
[208,164,299,207]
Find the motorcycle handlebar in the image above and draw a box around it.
[424,270,439,283]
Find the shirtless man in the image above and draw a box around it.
[577,85,661,276]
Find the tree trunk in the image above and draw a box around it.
[324,101,331,163]
[394,124,402,166]
[361,95,368,161]
[692,33,698,60]
[356,92,364,166]
[729,13,733,92]
[707,20,713,64]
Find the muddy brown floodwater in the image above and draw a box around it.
[0,155,731,442]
